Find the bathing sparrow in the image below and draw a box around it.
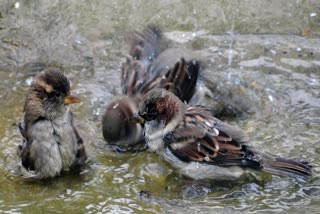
[18,68,87,179]
[102,25,199,151]
[135,89,312,181]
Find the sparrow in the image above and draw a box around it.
[102,25,200,151]
[135,89,312,181]
[103,24,255,151]
[18,68,87,179]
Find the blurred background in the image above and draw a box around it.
[0,0,319,213]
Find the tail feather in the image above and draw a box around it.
[263,157,312,181]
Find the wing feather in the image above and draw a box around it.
[164,106,262,170]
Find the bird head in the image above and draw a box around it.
[25,68,80,120]
[137,89,185,126]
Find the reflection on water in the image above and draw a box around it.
[0,0,320,213]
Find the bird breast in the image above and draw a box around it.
[144,120,166,153]
[51,110,78,169]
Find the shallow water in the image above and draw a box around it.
[0,0,320,213]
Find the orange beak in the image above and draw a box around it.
[64,95,81,104]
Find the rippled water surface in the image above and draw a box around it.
[0,0,320,213]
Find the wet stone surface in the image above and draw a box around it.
[0,0,319,213]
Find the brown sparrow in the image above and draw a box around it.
[18,68,87,179]
[135,89,312,181]
[102,25,199,151]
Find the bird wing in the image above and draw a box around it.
[18,114,42,171]
[158,58,199,103]
[18,119,34,171]
[121,25,199,104]
[19,119,64,178]
[121,25,165,95]
[69,111,87,166]
[163,106,262,169]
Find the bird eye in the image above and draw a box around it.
[52,90,61,97]
[141,111,157,121]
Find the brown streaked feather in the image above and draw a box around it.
[164,103,312,180]
[128,24,163,62]
[122,26,199,101]
[164,105,261,169]
[127,67,138,96]
[261,156,312,180]
[121,25,166,96]
[139,76,162,94]
[69,111,87,164]
[158,58,199,102]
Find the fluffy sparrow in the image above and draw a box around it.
[135,89,312,181]
[18,68,87,179]
[102,25,199,151]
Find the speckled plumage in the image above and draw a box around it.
[138,89,312,181]
[102,25,199,150]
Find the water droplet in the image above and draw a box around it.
[185,68,191,79]
[113,103,119,109]
[162,75,166,79]
[296,47,302,52]
[205,120,213,127]
[213,128,219,135]
[270,49,276,55]
[14,2,20,9]
[310,12,317,17]
[25,77,33,86]
[265,88,274,92]
[268,95,274,102]
[197,143,201,152]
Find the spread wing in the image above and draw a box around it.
[159,58,199,103]
[163,106,262,170]
[121,25,166,96]
[120,25,199,103]
[122,56,199,101]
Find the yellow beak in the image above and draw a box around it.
[64,95,81,104]
[130,114,145,124]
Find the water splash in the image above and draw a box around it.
[226,15,235,83]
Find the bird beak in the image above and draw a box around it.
[130,113,145,124]
[64,95,81,104]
